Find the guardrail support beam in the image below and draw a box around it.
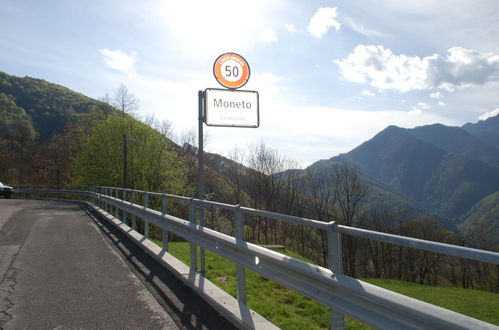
[114,188,119,218]
[161,195,169,251]
[122,188,128,224]
[131,190,137,231]
[327,221,344,330]
[144,192,150,238]
[189,198,197,272]
[235,206,247,305]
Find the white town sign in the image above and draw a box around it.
[204,88,259,128]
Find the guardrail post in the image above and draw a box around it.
[189,198,197,272]
[94,187,99,207]
[327,221,344,330]
[101,187,105,210]
[131,190,137,231]
[235,205,247,305]
[105,188,110,213]
[144,192,150,238]
[199,202,206,275]
[114,188,119,218]
[122,188,128,224]
[105,188,109,211]
[161,194,169,251]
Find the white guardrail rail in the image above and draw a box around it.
[13,187,499,330]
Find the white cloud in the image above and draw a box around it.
[479,108,499,120]
[99,49,137,76]
[335,45,499,92]
[362,89,375,97]
[438,101,445,106]
[284,24,296,33]
[430,92,443,99]
[416,102,431,110]
[259,28,278,43]
[308,7,341,38]
[409,109,422,116]
[342,16,385,37]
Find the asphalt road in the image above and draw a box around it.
[0,199,235,330]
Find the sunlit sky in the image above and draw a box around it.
[2,0,499,166]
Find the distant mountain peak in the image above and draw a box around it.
[462,114,499,150]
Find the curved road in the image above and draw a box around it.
[0,199,235,329]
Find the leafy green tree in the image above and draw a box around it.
[72,116,187,194]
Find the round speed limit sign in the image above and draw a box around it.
[213,53,250,89]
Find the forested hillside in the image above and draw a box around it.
[0,72,112,140]
[299,119,499,250]
[334,125,499,220]
[0,72,116,183]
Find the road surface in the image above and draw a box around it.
[0,199,235,329]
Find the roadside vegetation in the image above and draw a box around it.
[151,241,499,329]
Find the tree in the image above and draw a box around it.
[72,116,187,194]
[245,142,300,244]
[333,164,369,277]
[142,114,175,141]
[97,93,114,119]
[303,166,338,265]
[227,146,247,205]
[112,83,139,116]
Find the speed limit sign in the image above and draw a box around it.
[213,53,250,89]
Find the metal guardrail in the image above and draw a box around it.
[13,187,499,330]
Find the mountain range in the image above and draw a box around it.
[302,114,499,237]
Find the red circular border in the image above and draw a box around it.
[213,53,250,89]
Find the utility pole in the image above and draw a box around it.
[123,133,128,188]
[198,91,205,201]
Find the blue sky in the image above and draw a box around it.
[2,0,499,165]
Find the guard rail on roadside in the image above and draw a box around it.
[13,187,499,330]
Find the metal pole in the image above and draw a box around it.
[122,188,128,224]
[144,192,149,238]
[198,90,206,275]
[123,134,128,189]
[235,206,247,304]
[198,90,205,202]
[114,188,119,218]
[162,195,169,251]
[131,190,137,231]
[189,198,197,272]
[327,222,344,330]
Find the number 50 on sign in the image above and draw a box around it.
[213,53,250,89]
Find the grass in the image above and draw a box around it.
[152,240,498,329]
[364,278,499,326]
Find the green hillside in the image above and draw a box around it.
[0,72,111,140]
[331,125,499,220]
[460,190,499,247]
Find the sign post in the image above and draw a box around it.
[197,53,259,285]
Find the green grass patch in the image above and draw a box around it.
[152,240,497,329]
[364,278,499,325]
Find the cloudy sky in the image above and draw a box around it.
[2,0,499,166]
